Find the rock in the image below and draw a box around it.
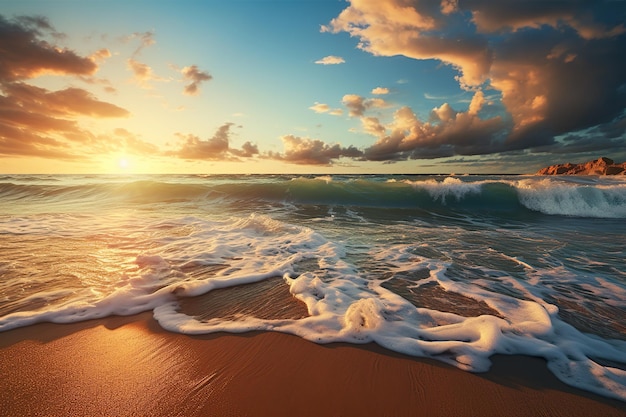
[606,165,626,175]
[535,157,626,175]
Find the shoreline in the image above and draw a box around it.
[1,314,624,416]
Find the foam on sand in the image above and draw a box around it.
[1,314,625,416]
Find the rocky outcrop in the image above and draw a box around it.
[535,157,626,175]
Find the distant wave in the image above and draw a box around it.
[1,175,625,218]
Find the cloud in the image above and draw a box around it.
[0,15,97,83]
[109,128,159,155]
[371,87,389,95]
[0,14,136,160]
[361,116,386,136]
[491,31,626,151]
[464,0,626,40]
[174,124,230,159]
[309,102,331,113]
[309,102,343,116]
[127,59,151,79]
[0,81,133,158]
[272,135,363,165]
[181,65,212,95]
[14,15,56,32]
[172,123,257,160]
[325,0,626,160]
[3,82,128,119]
[43,86,128,118]
[123,33,212,96]
[89,48,111,62]
[315,55,345,65]
[360,91,506,161]
[342,94,389,117]
[123,31,156,57]
[231,141,259,158]
[342,94,366,117]
[127,58,165,89]
[323,0,492,88]
[122,31,171,90]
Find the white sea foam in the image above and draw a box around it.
[313,175,334,184]
[405,177,483,203]
[515,178,626,218]
[153,238,626,401]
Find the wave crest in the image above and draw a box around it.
[515,178,626,218]
[1,175,625,218]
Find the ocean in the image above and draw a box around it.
[1,174,625,401]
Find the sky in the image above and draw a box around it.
[1,0,625,174]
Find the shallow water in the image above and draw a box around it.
[1,174,625,400]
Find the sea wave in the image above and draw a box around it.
[1,175,625,218]
[514,178,626,218]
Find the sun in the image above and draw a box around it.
[118,158,130,170]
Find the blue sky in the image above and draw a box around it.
[1,0,625,173]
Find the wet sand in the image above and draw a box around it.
[0,313,624,417]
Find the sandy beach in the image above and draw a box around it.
[0,313,624,417]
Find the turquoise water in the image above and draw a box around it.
[1,174,625,400]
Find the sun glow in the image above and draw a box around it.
[107,155,136,174]
[118,158,129,170]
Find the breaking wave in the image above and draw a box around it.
[1,174,625,218]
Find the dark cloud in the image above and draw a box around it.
[0,15,97,83]
[463,0,626,39]
[276,91,506,165]
[527,112,626,156]
[172,123,257,160]
[490,26,626,151]
[231,141,259,158]
[14,15,55,33]
[272,135,363,165]
[360,91,506,161]
[324,0,626,163]
[181,65,212,96]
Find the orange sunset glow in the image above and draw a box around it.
[1,1,624,174]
